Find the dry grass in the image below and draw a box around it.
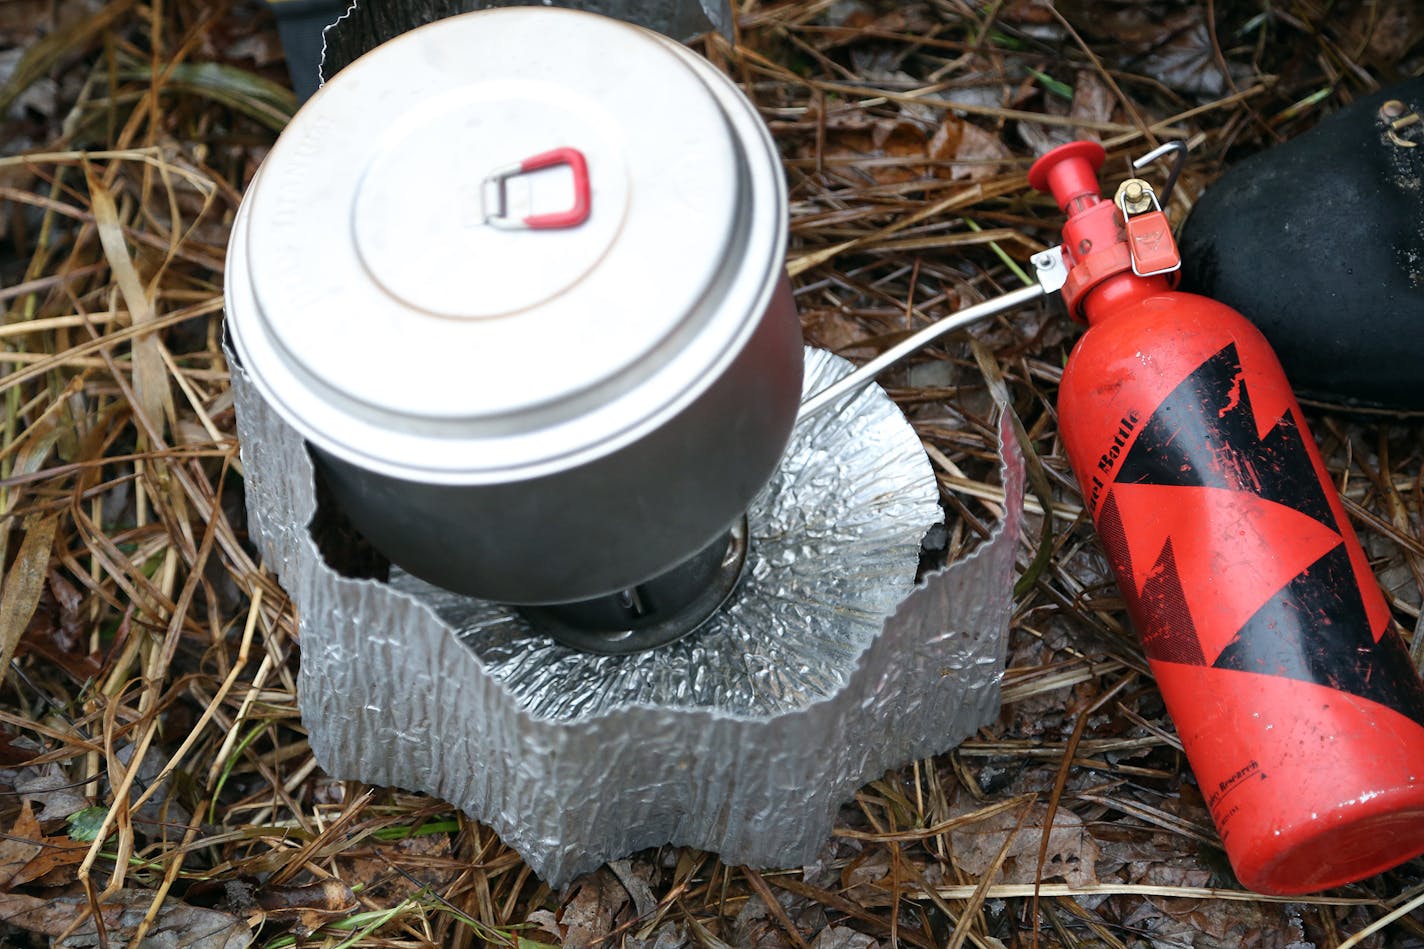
[1,0,1423,946]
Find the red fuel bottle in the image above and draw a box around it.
[1031,140,1424,894]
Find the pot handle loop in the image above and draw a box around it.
[482,147,592,231]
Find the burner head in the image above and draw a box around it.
[519,519,749,655]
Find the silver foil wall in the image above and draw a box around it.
[230,345,1025,884]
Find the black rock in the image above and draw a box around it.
[1179,79,1424,412]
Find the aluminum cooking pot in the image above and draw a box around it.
[225,7,802,605]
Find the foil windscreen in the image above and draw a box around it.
[319,0,734,81]
[230,346,1025,884]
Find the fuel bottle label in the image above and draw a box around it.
[1089,341,1424,728]
[1204,758,1267,841]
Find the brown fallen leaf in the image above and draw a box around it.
[0,0,137,116]
[8,557,103,685]
[949,801,1100,886]
[825,4,934,37]
[811,924,881,949]
[18,616,104,683]
[842,849,893,893]
[1133,9,1226,97]
[800,109,934,185]
[9,837,90,889]
[928,115,1012,181]
[0,802,43,889]
[1001,0,1054,26]
[1114,892,1310,949]
[523,908,563,945]
[0,730,39,767]
[1069,70,1116,140]
[0,801,95,890]
[558,867,629,949]
[0,513,58,676]
[801,308,871,354]
[45,569,86,652]
[0,0,50,43]
[1056,0,1179,52]
[730,884,791,949]
[859,120,932,184]
[1357,0,1424,65]
[0,888,252,948]
[333,821,455,903]
[5,761,92,822]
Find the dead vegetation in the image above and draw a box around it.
[1,0,1423,946]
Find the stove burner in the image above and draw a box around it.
[518,517,749,654]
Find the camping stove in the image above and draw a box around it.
[227,6,1024,882]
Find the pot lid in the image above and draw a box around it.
[229,8,784,481]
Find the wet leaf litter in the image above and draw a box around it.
[0,0,1423,947]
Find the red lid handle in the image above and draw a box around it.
[1028,140,1106,213]
[520,147,591,230]
[481,147,592,231]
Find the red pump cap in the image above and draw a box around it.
[1028,140,1106,213]
[1028,140,1137,320]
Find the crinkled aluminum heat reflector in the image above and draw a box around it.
[394,348,938,718]
[231,344,1024,883]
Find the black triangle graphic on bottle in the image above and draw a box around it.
[1098,489,1206,667]
[1213,543,1424,728]
[1114,343,1338,533]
